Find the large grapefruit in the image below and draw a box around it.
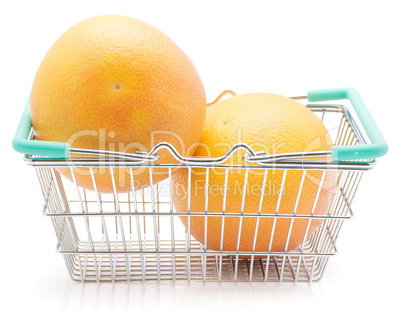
[30,15,206,193]
[172,93,337,254]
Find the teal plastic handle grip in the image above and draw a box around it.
[12,97,70,158]
[307,88,388,161]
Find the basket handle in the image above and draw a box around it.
[307,88,388,161]
[13,89,388,161]
[12,97,70,157]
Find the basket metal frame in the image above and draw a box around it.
[27,98,371,283]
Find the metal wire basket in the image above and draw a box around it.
[13,88,387,282]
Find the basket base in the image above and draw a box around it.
[62,252,330,283]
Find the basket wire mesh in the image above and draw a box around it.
[29,98,370,283]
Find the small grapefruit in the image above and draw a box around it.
[172,93,337,254]
[30,15,206,193]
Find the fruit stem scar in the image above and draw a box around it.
[115,84,121,90]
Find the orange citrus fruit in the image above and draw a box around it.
[30,15,206,193]
[172,93,337,254]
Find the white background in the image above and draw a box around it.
[1,0,401,322]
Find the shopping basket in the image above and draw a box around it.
[13,88,388,282]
